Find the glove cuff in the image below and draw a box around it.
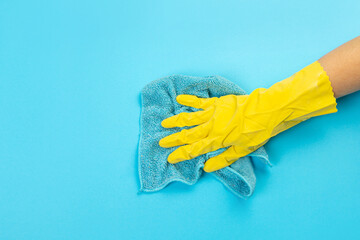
[248,61,338,137]
[279,61,337,122]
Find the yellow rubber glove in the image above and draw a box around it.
[159,61,337,172]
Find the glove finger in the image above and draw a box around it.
[176,95,216,109]
[203,146,251,172]
[167,138,220,164]
[159,124,209,148]
[161,110,212,128]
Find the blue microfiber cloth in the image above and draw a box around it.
[138,75,270,198]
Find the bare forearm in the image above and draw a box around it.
[318,36,360,98]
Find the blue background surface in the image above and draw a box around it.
[1,1,360,239]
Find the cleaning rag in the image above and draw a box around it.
[138,75,270,198]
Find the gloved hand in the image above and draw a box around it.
[159,61,337,172]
